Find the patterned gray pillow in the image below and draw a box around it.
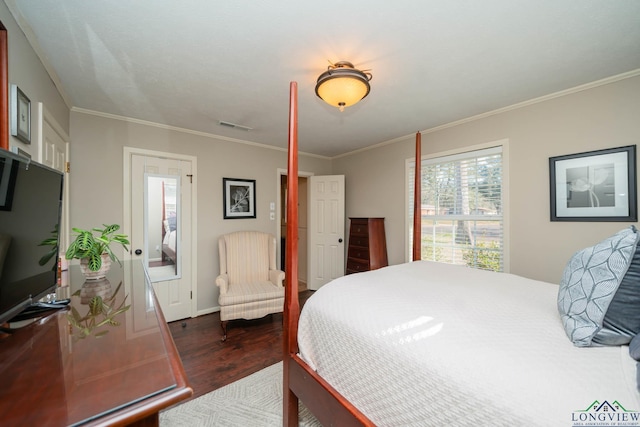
[630,334,640,361]
[558,227,639,347]
[594,235,640,345]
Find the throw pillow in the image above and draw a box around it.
[557,226,639,347]
[630,333,640,361]
[594,233,640,345]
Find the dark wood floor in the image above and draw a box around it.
[168,290,313,402]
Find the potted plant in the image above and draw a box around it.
[68,280,131,339]
[65,224,130,279]
[38,224,60,269]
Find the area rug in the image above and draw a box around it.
[160,362,321,426]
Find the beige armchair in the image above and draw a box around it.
[215,231,285,341]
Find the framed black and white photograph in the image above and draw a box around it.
[550,145,637,222]
[223,178,256,219]
[10,85,31,144]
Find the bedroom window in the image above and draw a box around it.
[408,145,504,272]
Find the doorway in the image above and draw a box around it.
[278,173,308,290]
[38,103,70,253]
[123,147,197,322]
[277,171,346,291]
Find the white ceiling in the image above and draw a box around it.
[6,0,640,157]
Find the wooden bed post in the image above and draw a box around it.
[412,132,422,261]
[0,22,8,151]
[281,97,422,427]
[282,81,375,427]
[283,81,300,427]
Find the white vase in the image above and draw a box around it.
[80,253,112,280]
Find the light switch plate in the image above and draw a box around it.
[270,202,275,211]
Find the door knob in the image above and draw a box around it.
[134,249,142,255]
[338,238,343,243]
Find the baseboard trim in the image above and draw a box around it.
[196,306,220,317]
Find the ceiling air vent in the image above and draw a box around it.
[218,121,252,131]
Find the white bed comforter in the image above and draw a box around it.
[163,229,176,252]
[297,261,640,426]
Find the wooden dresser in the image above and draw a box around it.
[0,261,192,426]
[346,217,388,274]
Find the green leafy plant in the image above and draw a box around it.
[38,224,59,269]
[67,281,131,339]
[65,224,130,271]
[463,240,502,272]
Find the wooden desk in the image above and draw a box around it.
[0,261,192,426]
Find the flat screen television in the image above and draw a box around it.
[0,149,63,325]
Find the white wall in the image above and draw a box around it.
[7,0,639,305]
[0,3,69,156]
[333,74,640,284]
[69,111,332,313]
[69,74,640,313]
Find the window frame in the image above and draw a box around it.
[405,139,510,272]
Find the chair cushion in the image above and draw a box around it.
[223,232,271,284]
[219,280,285,306]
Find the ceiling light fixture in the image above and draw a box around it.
[315,61,372,112]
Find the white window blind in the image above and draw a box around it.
[408,146,504,271]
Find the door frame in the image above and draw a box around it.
[123,146,198,318]
[276,168,313,283]
[38,102,70,254]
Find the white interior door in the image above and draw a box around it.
[126,150,195,322]
[308,175,345,290]
[38,103,70,253]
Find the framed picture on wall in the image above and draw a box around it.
[10,85,31,144]
[549,145,637,222]
[223,178,256,219]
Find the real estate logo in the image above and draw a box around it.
[571,400,640,426]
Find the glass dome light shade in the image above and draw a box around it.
[315,62,372,111]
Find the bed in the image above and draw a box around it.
[162,220,177,264]
[161,182,177,265]
[282,82,640,426]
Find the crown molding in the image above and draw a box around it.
[71,107,330,160]
[333,68,640,159]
